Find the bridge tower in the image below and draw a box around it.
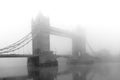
[32,14,50,53]
[28,14,52,66]
[72,27,86,56]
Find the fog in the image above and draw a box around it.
[86,26,120,56]
[0,1,120,78]
[0,0,120,56]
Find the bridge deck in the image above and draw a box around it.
[0,54,73,58]
[0,54,38,57]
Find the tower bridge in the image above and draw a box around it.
[0,14,95,66]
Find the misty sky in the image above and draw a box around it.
[0,0,120,55]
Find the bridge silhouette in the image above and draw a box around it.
[0,14,96,67]
[0,27,93,56]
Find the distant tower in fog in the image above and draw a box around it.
[72,26,86,56]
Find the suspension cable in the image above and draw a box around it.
[0,32,31,51]
[0,31,37,54]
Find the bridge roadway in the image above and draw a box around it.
[0,54,74,58]
[0,54,95,64]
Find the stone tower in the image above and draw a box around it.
[32,14,50,54]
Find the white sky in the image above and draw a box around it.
[0,0,120,55]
